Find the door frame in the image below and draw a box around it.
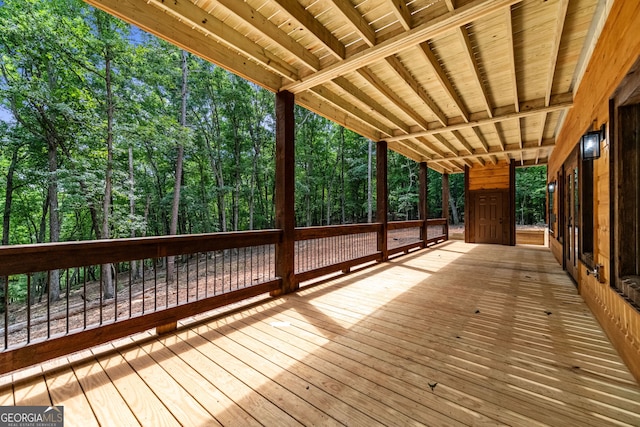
[562,147,580,282]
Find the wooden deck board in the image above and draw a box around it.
[1,242,639,426]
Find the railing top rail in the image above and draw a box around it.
[0,229,282,276]
[387,220,424,230]
[295,223,382,240]
[426,218,448,225]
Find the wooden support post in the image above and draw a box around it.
[272,91,296,295]
[419,162,429,246]
[377,141,388,261]
[509,161,516,246]
[442,172,450,240]
[464,166,470,243]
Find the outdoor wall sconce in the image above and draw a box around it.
[547,181,556,193]
[581,124,605,161]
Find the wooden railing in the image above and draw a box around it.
[0,219,447,373]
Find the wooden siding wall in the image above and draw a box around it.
[468,162,510,191]
[547,0,640,383]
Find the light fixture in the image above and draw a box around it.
[581,124,605,161]
[547,181,556,193]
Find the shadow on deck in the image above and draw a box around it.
[1,241,639,426]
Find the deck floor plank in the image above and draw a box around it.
[95,347,181,427]
[2,242,639,426]
[45,368,99,427]
[72,359,141,426]
[118,343,218,426]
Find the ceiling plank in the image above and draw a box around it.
[385,55,448,126]
[387,0,412,31]
[214,0,321,72]
[281,0,523,93]
[415,137,447,159]
[388,141,426,162]
[149,0,299,81]
[385,97,572,142]
[272,0,346,59]
[84,0,282,90]
[475,157,486,167]
[418,42,469,122]
[357,68,430,130]
[329,0,376,47]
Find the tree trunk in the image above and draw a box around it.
[449,185,460,225]
[47,139,60,302]
[2,146,18,246]
[101,39,115,300]
[129,144,141,278]
[168,50,188,282]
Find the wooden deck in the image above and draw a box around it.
[1,241,639,426]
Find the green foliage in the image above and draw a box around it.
[516,165,547,225]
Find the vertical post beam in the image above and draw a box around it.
[442,172,450,240]
[273,91,296,295]
[377,141,388,261]
[509,161,516,246]
[464,165,471,243]
[419,162,429,246]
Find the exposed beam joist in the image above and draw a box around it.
[505,7,519,113]
[329,0,376,47]
[357,68,430,130]
[388,0,412,31]
[545,0,570,107]
[472,127,490,153]
[273,0,346,59]
[418,42,470,122]
[427,139,555,164]
[214,0,321,72]
[451,130,474,155]
[149,0,299,81]
[84,0,282,90]
[385,55,448,126]
[281,0,523,93]
[385,96,572,141]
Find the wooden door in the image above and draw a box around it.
[475,192,504,244]
[564,150,579,281]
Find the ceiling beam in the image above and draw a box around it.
[545,0,570,107]
[472,127,490,153]
[432,134,458,156]
[418,42,469,122]
[457,25,493,117]
[385,96,572,142]
[329,0,376,47]
[505,7,519,113]
[357,68,430,130]
[148,0,299,81]
[281,0,523,93]
[214,0,321,72]
[427,139,555,164]
[84,0,282,90]
[385,55,448,126]
[451,130,474,154]
[272,0,346,60]
[387,0,412,31]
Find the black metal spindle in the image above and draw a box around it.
[83,267,87,329]
[27,274,31,343]
[4,275,9,350]
[47,270,51,338]
[99,266,103,326]
[65,268,70,334]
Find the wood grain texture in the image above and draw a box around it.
[1,242,638,426]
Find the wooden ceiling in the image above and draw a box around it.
[85,0,607,173]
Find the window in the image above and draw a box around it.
[580,152,594,266]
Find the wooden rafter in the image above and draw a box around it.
[432,134,459,156]
[214,0,321,72]
[505,6,519,113]
[84,0,282,90]
[357,68,430,130]
[387,0,412,31]
[385,55,448,126]
[272,0,346,59]
[281,0,523,93]
[427,140,555,164]
[328,0,376,47]
[545,0,570,107]
[457,25,493,117]
[472,127,490,153]
[385,96,572,142]
[417,42,470,122]
[451,130,474,155]
[149,0,299,81]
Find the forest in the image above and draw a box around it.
[0,0,546,252]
